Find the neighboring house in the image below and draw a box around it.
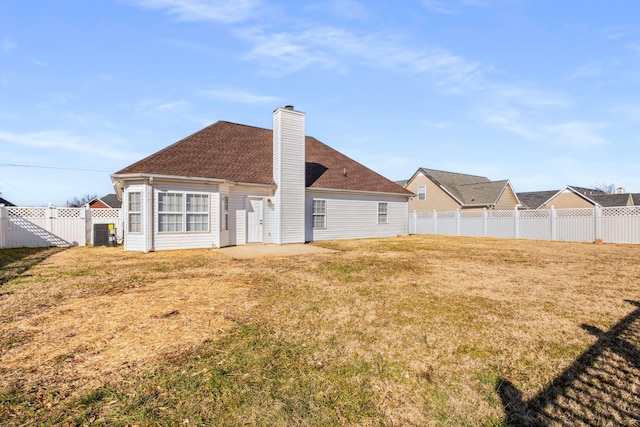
[633,194,640,206]
[0,197,15,207]
[88,194,122,209]
[519,186,634,209]
[402,168,521,213]
[111,106,412,252]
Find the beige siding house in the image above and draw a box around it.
[518,186,634,209]
[402,168,521,213]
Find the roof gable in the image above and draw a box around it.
[516,190,559,209]
[408,167,508,207]
[114,121,411,195]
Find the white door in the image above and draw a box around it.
[247,198,263,243]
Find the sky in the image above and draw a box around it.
[1,0,640,206]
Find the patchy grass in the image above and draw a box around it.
[1,236,639,425]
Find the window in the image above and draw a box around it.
[158,192,209,233]
[378,202,388,224]
[221,196,229,231]
[128,192,141,233]
[312,199,326,228]
[418,185,426,200]
[186,194,208,232]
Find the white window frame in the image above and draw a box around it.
[128,191,142,233]
[377,202,388,224]
[157,191,209,233]
[312,199,326,229]
[418,185,426,201]
[221,196,229,231]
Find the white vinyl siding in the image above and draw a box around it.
[128,192,141,233]
[158,192,209,233]
[306,191,408,241]
[378,202,388,224]
[312,199,326,228]
[418,185,426,200]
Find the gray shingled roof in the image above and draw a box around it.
[100,194,122,208]
[0,197,15,207]
[516,190,559,209]
[115,121,412,195]
[588,193,632,207]
[418,168,509,206]
[632,194,640,206]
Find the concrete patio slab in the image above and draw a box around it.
[216,244,338,259]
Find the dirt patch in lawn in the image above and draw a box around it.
[0,248,257,400]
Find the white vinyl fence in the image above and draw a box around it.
[409,206,640,244]
[0,205,123,249]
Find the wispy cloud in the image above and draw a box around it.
[566,62,606,80]
[199,88,280,104]
[485,109,541,139]
[327,0,371,20]
[543,122,608,147]
[139,99,189,113]
[131,0,260,23]
[613,105,640,121]
[421,0,457,14]
[1,37,17,52]
[238,25,485,88]
[0,130,135,161]
[602,25,639,40]
[492,86,571,108]
[421,0,492,14]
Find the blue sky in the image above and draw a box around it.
[1,0,639,206]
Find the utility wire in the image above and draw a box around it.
[0,162,113,173]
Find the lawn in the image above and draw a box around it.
[1,235,638,426]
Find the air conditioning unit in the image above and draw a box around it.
[93,223,117,246]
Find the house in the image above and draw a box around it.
[518,186,634,209]
[111,106,412,252]
[88,194,122,209]
[401,168,521,213]
[0,197,15,207]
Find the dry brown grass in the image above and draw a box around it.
[1,235,639,425]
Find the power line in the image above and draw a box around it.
[0,162,113,173]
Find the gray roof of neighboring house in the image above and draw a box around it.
[100,194,122,208]
[632,194,640,206]
[0,197,15,207]
[394,179,409,188]
[567,186,606,197]
[417,168,510,207]
[587,193,632,207]
[516,190,559,209]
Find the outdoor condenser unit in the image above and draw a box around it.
[93,223,117,246]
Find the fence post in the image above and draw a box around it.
[482,208,486,236]
[456,208,461,236]
[46,203,55,235]
[594,204,602,243]
[550,205,557,241]
[85,206,92,246]
[0,204,5,248]
[514,207,520,239]
[433,209,437,235]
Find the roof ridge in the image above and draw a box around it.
[421,167,489,179]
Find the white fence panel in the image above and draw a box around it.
[487,210,515,239]
[410,205,640,244]
[460,211,483,237]
[519,209,552,240]
[556,208,594,242]
[0,205,123,248]
[602,206,640,244]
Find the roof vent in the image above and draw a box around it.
[284,105,294,110]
